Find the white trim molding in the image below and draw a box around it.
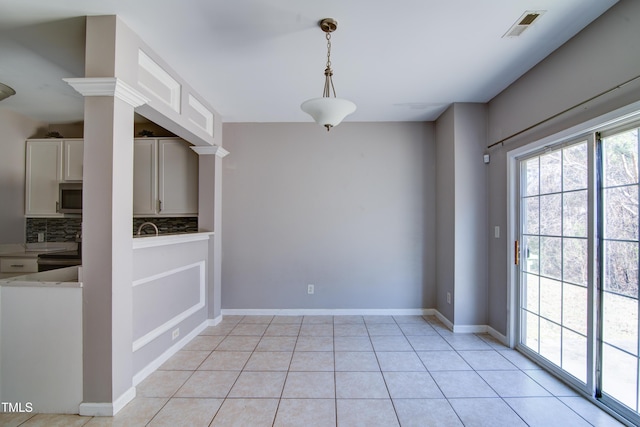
[132,261,206,352]
[191,145,230,158]
[63,77,149,107]
[434,310,454,331]
[221,308,435,317]
[79,387,136,417]
[221,309,509,340]
[132,319,210,386]
[487,326,509,346]
[131,316,228,387]
[188,94,214,137]
[208,315,223,326]
[138,50,181,113]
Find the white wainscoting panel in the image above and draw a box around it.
[132,261,205,352]
[138,50,181,113]
[187,94,214,136]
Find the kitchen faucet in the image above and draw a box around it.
[137,222,159,236]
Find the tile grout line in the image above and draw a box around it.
[271,315,303,427]
[206,315,245,426]
[202,315,246,425]
[406,315,462,426]
[143,329,225,426]
[434,319,530,425]
[385,315,410,427]
[59,314,622,426]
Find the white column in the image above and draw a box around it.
[191,145,229,320]
[65,78,148,415]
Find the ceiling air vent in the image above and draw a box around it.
[503,10,546,38]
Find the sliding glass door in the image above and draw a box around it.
[600,126,639,415]
[517,122,640,423]
[519,139,592,387]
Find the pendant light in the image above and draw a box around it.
[0,82,16,101]
[301,18,356,131]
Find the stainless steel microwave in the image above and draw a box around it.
[58,183,82,214]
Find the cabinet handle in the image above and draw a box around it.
[56,201,60,213]
[158,199,162,212]
[11,264,24,268]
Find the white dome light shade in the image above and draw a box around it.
[0,82,16,101]
[301,97,356,130]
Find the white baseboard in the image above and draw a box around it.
[83,317,221,416]
[487,326,509,346]
[434,310,454,330]
[112,387,136,415]
[433,310,510,339]
[91,310,509,418]
[220,309,506,339]
[221,308,434,316]
[79,386,135,417]
[453,324,488,333]
[434,310,490,333]
[208,314,223,326]
[132,319,209,387]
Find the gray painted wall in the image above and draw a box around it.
[0,109,44,244]
[222,122,435,310]
[435,104,488,326]
[452,104,488,326]
[486,0,640,334]
[132,239,209,375]
[435,107,455,320]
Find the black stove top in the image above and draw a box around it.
[38,250,81,260]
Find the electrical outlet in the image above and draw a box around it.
[307,284,315,294]
[37,232,45,242]
[447,292,451,304]
[172,328,180,340]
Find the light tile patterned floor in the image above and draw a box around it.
[0,315,626,426]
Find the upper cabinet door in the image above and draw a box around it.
[158,139,198,215]
[63,140,84,181]
[25,140,63,216]
[133,139,158,216]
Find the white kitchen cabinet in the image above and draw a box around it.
[0,257,38,274]
[158,139,199,215]
[25,139,84,216]
[63,140,84,181]
[133,138,158,215]
[25,140,63,216]
[133,138,198,216]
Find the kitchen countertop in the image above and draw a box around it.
[133,231,214,249]
[0,265,82,288]
[0,242,77,258]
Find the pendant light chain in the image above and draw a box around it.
[326,32,332,69]
[323,31,337,98]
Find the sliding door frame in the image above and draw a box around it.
[505,101,640,424]
[514,135,595,394]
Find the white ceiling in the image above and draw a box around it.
[0,0,619,124]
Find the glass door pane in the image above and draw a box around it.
[600,126,640,415]
[520,140,589,384]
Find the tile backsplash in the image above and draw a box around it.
[26,217,198,242]
[133,217,198,236]
[26,218,82,243]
